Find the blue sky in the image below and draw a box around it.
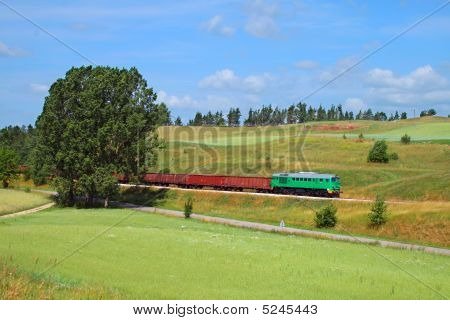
[1,0,449,126]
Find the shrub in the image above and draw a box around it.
[159,168,171,174]
[314,204,337,228]
[358,133,364,140]
[342,134,347,139]
[400,134,411,144]
[367,140,389,163]
[389,152,399,160]
[24,187,31,193]
[368,195,388,226]
[184,197,193,218]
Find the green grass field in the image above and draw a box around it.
[1,207,448,299]
[154,117,450,201]
[0,189,52,216]
[117,187,450,248]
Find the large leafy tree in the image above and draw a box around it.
[32,66,162,205]
[0,147,19,188]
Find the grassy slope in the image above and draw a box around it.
[154,117,450,201]
[1,208,448,299]
[0,189,52,216]
[0,261,119,299]
[117,187,450,248]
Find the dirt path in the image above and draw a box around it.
[111,200,450,256]
[0,202,55,220]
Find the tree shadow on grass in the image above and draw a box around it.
[114,187,169,207]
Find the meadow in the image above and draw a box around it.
[0,207,449,299]
[117,187,450,248]
[0,189,52,216]
[154,116,450,201]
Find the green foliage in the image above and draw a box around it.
[0,147,19,188]
[342,134,346,139]
[400,134,411,144]
[358,133,364,140]
[367,140,389,163]
[314,204,337,228]
[368,195,388,226]
[0,125,35,165]
[420,108,437,117]
[159,168,171,173]
[24,187,31,193]
[52,177,75,206]
[389,152,399,160]
[32,66,164,206]
[184,197,193,218]
[174,117,183,126]
[94,168,119,208]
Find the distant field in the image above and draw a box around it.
[155,117,450,201]
[0,208,449,299]
[117,187,450,248]
[0,189,52,216]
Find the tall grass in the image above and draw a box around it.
[0,189,52,216]
[117,187,450,247]
[0,260,120,299]
[1,208,448,299]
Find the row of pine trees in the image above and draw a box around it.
[175,103,409,127]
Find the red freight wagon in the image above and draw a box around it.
[185,174,226,187]
[223,176,271,190]
[140,173,272,192]
[142,173,187,185]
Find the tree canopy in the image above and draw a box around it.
[0,147,19,188]
[32,66,164,205]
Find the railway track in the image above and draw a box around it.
[119,183,418,204]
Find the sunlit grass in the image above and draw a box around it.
[0,189,52,216]
[154,117,450,201]
[117,187,450,248]
[1,207,449,299]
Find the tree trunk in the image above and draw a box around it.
[2,180,9,188]
[104,197,109,208]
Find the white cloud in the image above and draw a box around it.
[29,83,49,94]
[244,0,279,38]
[366,65,450,105]
[157,90,199,109]
[202,15,235,36]
[0,41,27,57]
[199,69,240,89]
[367,65,447,90]
[199,69,271,93]
[344,97,365,110]
[295,60,319,69]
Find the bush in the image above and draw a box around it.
[24,187,31,193]
[367,140,389,163]
[184,197,193,218]
[314,204,337,228]
[400,134,411,144]
[389,152,399,160]
[159,168,171,174]
[342,134,347,139]
[358,133,364,140]
[368,195,388,226]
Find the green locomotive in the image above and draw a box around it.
[271,172,341,197]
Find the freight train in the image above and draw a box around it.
[120,172,341,198]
